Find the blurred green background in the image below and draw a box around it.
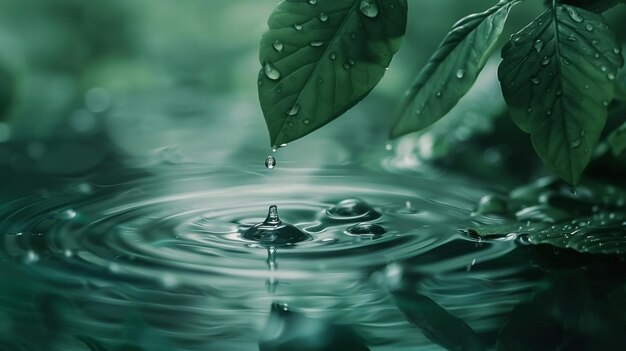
[0,0,624,194]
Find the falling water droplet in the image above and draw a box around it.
[585,24,594,32]
[359,0,379,18]
[456,69,465,79]
[566,7,584,22]
[272,40,283,52]
[264,62,281,80]
[265,155,276,169]
[534,39,544,52]
[319,12,328,22]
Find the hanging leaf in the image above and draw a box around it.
[608,122,626,156]
[389,1,518,138]
[258,0,407,148]
[498,4,624,185]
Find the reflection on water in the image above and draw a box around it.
[0,161,624,350]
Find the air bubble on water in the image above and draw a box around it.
[293,24,303,31]
[326,198,381,221]
[534,39,544,53]
[264,62,281,80]
[272,40,283,52]
[359,0,379,18]
[345,223,387,238]
[242,205,309,246]
[566,7,584,23]
[319,12,328,22]
[309,41,324,47]
[585,24,593,32]
[265,155,276,169]
[456,69,465,79]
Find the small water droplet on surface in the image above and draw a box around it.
[293,24,303,31]
[343,63,351,69]
[527,107,532,113]
[614,47,622,55]
[272,40,283,52]
[265,155,276,169]
[319,12,328,22]
[602,100,609,107]
[534,39,544,52]
[566,7,584,23]
[242,205,309,245]
[60,209,77,220]
[571,138,582,148]
[567,35,577,42]
[385,143,392,151]
[308,0,317,4]
[531,76,541,85]
[585,24,594,32]
[563,58,571,65]
[329,53,337,60]
[541,57,551,66]
[326,198,381,221]
[456,69,465,79]
[309,41,324,47]
[303,119,311,125]
[346,223,388,238]
[263,62,281,80]
[359,0,379,18]
[607,73,615,81]
[285,104,300,116]
[435,90,442,97]
[546,109,553,116]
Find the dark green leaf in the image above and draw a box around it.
[555,0,624,12]
[392,290,485,351]
[390,1,517,138]
[608,122,626,155]
[258,0,407,147]
[499,4,624,185]
[615,80,626,101]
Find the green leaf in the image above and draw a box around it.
[498,4,624,185]
[608,122,626,156]
[389,1,517,138]
[76,335,110,351]
[615,79,626,101]
[258,0,407,147]
[392,290,485,351]
[556,0,625,12]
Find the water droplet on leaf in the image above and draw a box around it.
[293,24,303,31]
[310,41,324,47]
[285,104,300,116]
[534,39,544,52]
[585,24,594,32]
[272,40,283,52]
[531,76,541,85]
[456,69,465,79]
[566,7,584,23]
[263,62,281,80]
[359,0,379,18]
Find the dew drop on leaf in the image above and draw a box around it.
[531,76,541,85]
[608,73,615,81]
[308,0,317,4]
[285,104,300,116]
[272,40,283,52]
[614,47,622,55]
[585,24,593,32]
[359,0,379,18]
[570,139,582,148]
[435,90,442,97]
[265,155,276,169]
[546,109,553,116]
[263,62,281,80]
[565,7,584,23]
[456,69,465,79]
[541,57,551,66]
[319,12,328,22]
[329,53,337,60]
[309,41,324,47]
[303,119,310,125]
[534,39,544,52]
[293,24,303,31]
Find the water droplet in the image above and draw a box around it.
[546,109,553,116]
[308,0,317,4]
[534,39,544,52]
[348,58,355,65]
[435,90,443,97]
[350,32,357,39]
[600,66,607,72]
[263,62,281,80]
[527,107,533,113]
[385,144,392,151]
[608,73,615,81]
[556,89,562,96]
[303,119,310,125]
[272,40,283,52]
[541,57,551,66]
[585,24,594,32]
[285,104,300,116]
[309,41,324,47]
[567,35,577,42]
[531,76,541,85]
[614,47,622,55]
[60,209,77,220]
[566,7,584,23]
[265,155,276,169]
[456,69,465,79]
[571,138,582,148]
[346,223,387,238]
[343,63,351,69]
[359,0,379,18]
[326,198,381,221]
[242,205,309,245]
[329,53,337,60]
[319,12,328,22]
[25,251,39,264]
[602,100,610,107]
[562,58,571,65]
[293,24,303,31]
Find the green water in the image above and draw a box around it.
[2,155,624,350]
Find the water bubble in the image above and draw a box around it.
[456,69,465,79]
[534,39,544,53]
[326,198,381,221]
[242,205,309,245]
[359,0,378,18]
[59,209,77,220]
[585,24,593,32]
[263,62,281,80]
[293,24,303,31]
[265,155,276,169]
[309,41,324,47]
[566,7,584,23]
[346,223,387,238]
[319,12,328,22]
[272,40,283,52]
[531,76,541,85]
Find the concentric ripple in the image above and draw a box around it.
[0,166,532,351]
